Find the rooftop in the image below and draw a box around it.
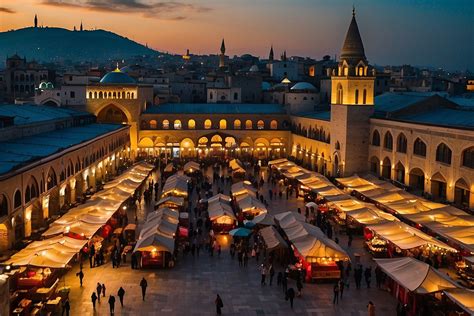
[392,107,474,130]
[144,103,287,115]
[0,104,91,126]
[373,92,448,115]
[0,123,125,176]
[294,111,331,121]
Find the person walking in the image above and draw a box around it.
[76,269,84,287]
[364,267,372,288]
[140,277,148,301]
[367,301,375,316]
[215,294,224,315]
[269,264,275,286]
[285,287,295,309]
[62,298,70,316]
[102,283,106,297]
[375,266,383,288]
[96,282,102,303]
[108,295,116,315]
[277,272,283,287]
[296,277,303,297]
[282,275,288,294]
[260,264,267,285]
[338,278,345,299]
[333,283,339,304]
[117,287,125,307]
[91,292,98,309]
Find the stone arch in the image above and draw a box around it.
[138,137,154,148]
[224,137,236,148]
[188,119,196,129]
[431,172,447,201]
[46,167,58,191]
[25,175,39,203]
[409,167,425,192]
[461,146,474,169]
[219,119,227,129]
[257,120,265,130]
[233,119,241,129]
[245,120,253,130]
[41,99,60,107]
[372,130,380,146]
[270,120,278,129]
[384,131,393,150]
[381,157,391,179]
[435,142,452,165]
[454,177,470,208]
[336,83,343,104]
[96,103,131,124]
[333,154,341,177]
[13,189,22,209]
[149,120,157,129]
[394,161,405,183]
[413,137,427,157]
[204,119,212,129]
[0,193,9,217]
[370,156,380,175]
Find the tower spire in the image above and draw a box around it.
[80,21,83,31]
[34,14,38,28]
[220,38,225,54]
[269,45,274,61]
[352,4,355,17]
[219,38,226,68]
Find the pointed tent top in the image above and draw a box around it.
[340,7,366,63]
[220,38,225,54]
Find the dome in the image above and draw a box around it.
[120,66,132,73]
[100,68,136,84]
[46,82,54,89]
[290,82,317,91]
[39,82,48,89]
[249,65,259,72]
[261,81,271,91]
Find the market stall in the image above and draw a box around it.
[207,201,236,232]
[251,212,275,226]
[235,194,267,218]
[155,196,185,211]
[231,181,257,197]
[183,161,200,175]
[161,174,190,198]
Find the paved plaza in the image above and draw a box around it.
[64,166,399,316]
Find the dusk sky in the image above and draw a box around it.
[0,0,472,71]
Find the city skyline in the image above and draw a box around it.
[0,0,472,71]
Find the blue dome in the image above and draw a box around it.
[290,82,317,91]
[100,69,136,84]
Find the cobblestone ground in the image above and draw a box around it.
[65,165,398,316]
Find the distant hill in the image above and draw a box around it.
[0,27,158,64]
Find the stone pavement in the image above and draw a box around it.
[64,165,398,316]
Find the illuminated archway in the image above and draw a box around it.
[96,104,129,124]
[219,119,227,129]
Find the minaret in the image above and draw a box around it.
[34,14,38,28]
[80,21,83,31]
[219,38,226,68]
[281,50,287,62]
[329,7,375,177]
[269,45,274,61]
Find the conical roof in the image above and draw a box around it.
[340,10,366,62]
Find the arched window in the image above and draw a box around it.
[174,120,182,129]
[188,119,195,129]
[204,119,212,129]
[359,67,364,76]
[436,143,452,165]
[396,133,407,153]
[462,147,474,169]
[88,91,93,99]
[413,138,426,157]
[257,120,264,130]
[384,132,393,150]
[233,92,238,100]
[94,91,98,99]
[234,119,241,129]
[335,141,341,150]
[270,120,278,130]
[336,84,343,104]
[355,89,359,104]
[363,89,367,104]
[219,119,227,129]
[0,194,7,217]
[209,92,213,100]
[149,120,157,129]
[162,120,169,129]
[245,120,253,130]
[372,130,380,146]
[99,91,103,98]
[14,190,21,209]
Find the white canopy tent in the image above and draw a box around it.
[183,161,200,173]
[260,226,287,250]
[231,181,257,197]
[374,257,458,294]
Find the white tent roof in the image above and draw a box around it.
[443,288,474,313]
[237,195,267,214]
[260,226,287,250]
[374,257,458,294]
[156,196,185,207]
[231,181,257,196]
[162,174,189,196]
[252,212,275,226]
[183,161,200,173]
[367,221,457,252]
[4,236,87,268]
[229,159,245,171]
[206,193,231,204]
